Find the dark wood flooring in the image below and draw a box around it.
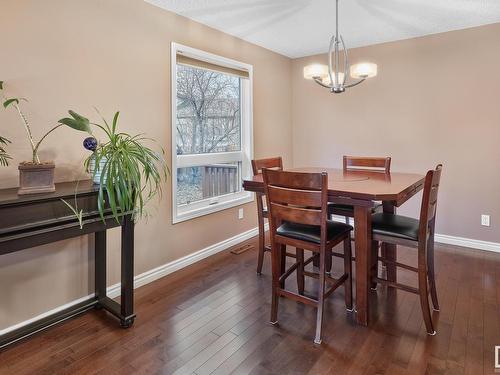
[0,237,499,374]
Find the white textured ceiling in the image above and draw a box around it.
[145,0,500,58]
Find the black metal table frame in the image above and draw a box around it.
[0,211,135,349]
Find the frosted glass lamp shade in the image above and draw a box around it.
[303,64,329,79]
[350,62,377,79]
[324,72,345,85]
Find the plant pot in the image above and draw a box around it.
[88,155,107,185]
[18,161,56,195]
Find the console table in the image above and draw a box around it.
[0,180,135,349]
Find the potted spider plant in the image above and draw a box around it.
[0,136,11,166]
[63,110,168,225]
[1,81,92,194]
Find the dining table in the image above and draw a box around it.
[242,167,426,326]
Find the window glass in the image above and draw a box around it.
[176,65,241,155]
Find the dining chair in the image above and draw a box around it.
[263,168,353,344]
[251,157,284,274]
[328,155,391,222]
[327,155,392,274]
[371,164,443,335]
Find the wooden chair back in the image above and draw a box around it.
[343,156,391,173]
[263,169,328,244]
[252,157,283,212]
[251,157,284,274]
[252,157,283,176]
[419,164,443,236]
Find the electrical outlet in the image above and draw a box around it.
[238,208,244,220]
[481,214,490,227]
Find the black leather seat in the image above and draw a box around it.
[328,202,382,217]
[277,220,353,244]
[371,213,420,241]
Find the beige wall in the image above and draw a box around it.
[1,0,499,331]
[0,0,292,330]
[292,23,500,243]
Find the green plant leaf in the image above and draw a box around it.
[112,111,119,134]
[69,110,89,123]
[80,111,169,224]
[0,81,3,90]
[0,136,11,166]
[0,136,11,145]
[61,199,84,229]
[3,98,19,108]
[58,110,91,133]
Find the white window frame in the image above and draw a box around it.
[171,42,254,223]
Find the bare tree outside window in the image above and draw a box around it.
[176,65,242,206]
[176,65,241,155]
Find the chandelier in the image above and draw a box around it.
[303,0,377,94]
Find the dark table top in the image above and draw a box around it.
[243,167,425,205]
[0,180,97,206]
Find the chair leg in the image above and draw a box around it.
[343,237,353,311]
[383,242,397,283]
[325,248,332,274]
[380,241,386,268]
[314,249,327,345]
[418,246,436,335]
[296,248,305,295]
[280,244,286,289]
[270,243,280,325]
[427,228,439,311]
[312,253,319,268]
[370,240,379,290]
[256,217,266,275]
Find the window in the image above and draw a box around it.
[171,43,253,223]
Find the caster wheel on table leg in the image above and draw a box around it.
[94,303,104,311]
[120,318,135,329]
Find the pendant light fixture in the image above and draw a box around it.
[303,0,377,94]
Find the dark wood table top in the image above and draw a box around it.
[0,180,97,206]
[243,167,425,206]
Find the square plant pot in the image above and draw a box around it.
[18,162,56,195]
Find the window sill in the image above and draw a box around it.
[173,192,253,224]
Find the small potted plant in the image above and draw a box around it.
[0,81,91,194]
[0,136,11,166]
[66,110,168,223]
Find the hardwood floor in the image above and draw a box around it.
[0,236,499,374]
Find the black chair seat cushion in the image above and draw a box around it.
[276,220,352,244]
[328,202,382,216]
[372,213,420,241]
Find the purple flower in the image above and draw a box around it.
[83,137,98,152]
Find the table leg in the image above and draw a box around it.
[354,206,372,326]
[120,215,135,328]
[95,230,107,309]
[382,202,397,283]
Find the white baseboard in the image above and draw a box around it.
[106,223,267,298]
[0,224,264,335]
[2,222,497,335]
[434,234,500,253]
[0,294,95,336]
[332,215,500,254]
